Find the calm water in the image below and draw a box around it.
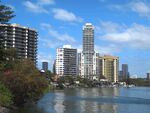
[17,87,150,113]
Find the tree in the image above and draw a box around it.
[1,59,48,106]
[0,1,15,49]
[0,82,13,107]
[0,48,17,72]
[44,70,55,81]
[0,1,15,66]
[0,2,15,23]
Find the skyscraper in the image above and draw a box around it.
[0,23,37,64]
[82,23,95,78]
[56,45,77,76]
[42,62,48,71]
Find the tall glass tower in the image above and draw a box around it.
[82,23,95,78]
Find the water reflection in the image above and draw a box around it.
[75,88,119,113]
[36,87,150,113]
[54,92,65,113]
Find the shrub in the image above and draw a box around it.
[1,59,48,106]
[0,82,13,107]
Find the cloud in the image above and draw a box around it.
[23,1,48,13]
[99,0,107,2]
[96,21,150,49]
[130,1,150,18]
[95,21,126,34]
[38,0,55,5]
[40,23,76,43]
[95,44,120,55]
[52,8,83,22]
[109,1,150,19]
[23,0,54,13]
[39,38,61,49]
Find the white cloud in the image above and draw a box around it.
[96,21,125,34]
[23,0,54,13]
[130,1,150,18]
[52,8,83,22]
[95,44,120,55]
[99,0,107,2]
[109,1,150,19]
[23,1,48,13]
[39,38,61,48]
[41,23,76,43]
[97,22,150,49]
[38,0,55,5]
[38,53,52,63]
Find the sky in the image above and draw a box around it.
[3,0,150,77]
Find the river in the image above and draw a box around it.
[16,87,150,113]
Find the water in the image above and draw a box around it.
[17,87,150,113]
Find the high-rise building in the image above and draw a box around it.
[77,53,82,76]
[53,59,56,74]
[0,23,37,64]
[122,64,129,80]
[42,62,48,71]
[98,55,119,82]
[82,23,95,78]
[56,45,77,76]
[147,72,150,80]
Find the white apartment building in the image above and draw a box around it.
[56,45,77,76]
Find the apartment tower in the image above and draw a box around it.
[56,45,77,76]
[99,55,119,82]
[82,23,95,79]
[0,23,37,64]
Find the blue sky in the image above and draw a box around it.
[3,0,150,77]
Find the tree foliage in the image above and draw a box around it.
[1,59,48,106]
[0,2,15,23]
[0,82,13,107]
[0,1,15,52]
[0,48,17,72]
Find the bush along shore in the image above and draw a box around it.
[0,57,49,113]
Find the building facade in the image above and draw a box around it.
[42,62,48,71]
[98,55,119,82]
[0,23,37,64]
[56,45,77,76]
[122,64,129,80]
[147,72,150,80]
[82,23,95,79]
